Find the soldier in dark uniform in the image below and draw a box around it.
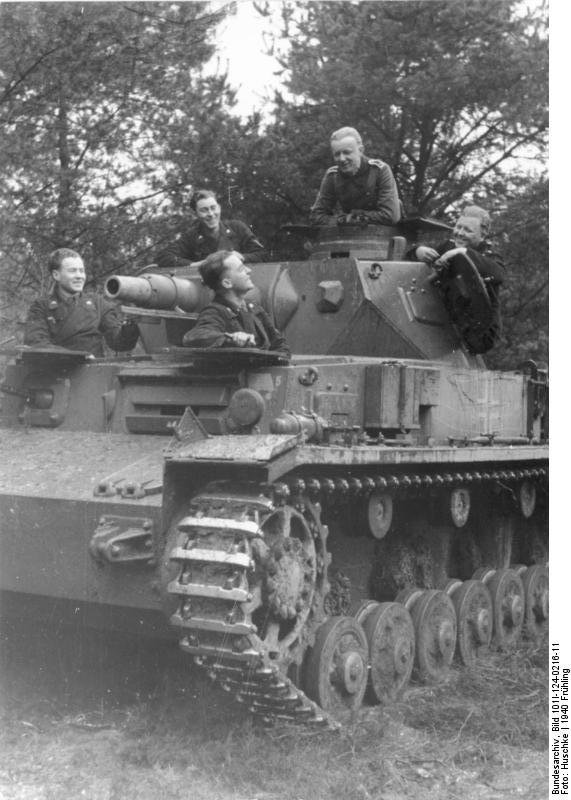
[410,206,505,352]
[24,248,139,357]
[310,127,401,226]
[182,250,289,356]
[156,189,265,270]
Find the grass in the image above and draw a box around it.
[0,623,548,800]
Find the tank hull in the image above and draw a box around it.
[0,228,548,727]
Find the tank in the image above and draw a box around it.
[0,221,548,729]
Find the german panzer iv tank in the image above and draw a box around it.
[0,220,548,730]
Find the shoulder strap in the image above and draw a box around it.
[367,158,388,170]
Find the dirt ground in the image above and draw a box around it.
[0,620,548,800]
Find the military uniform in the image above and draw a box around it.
[310,156,401,226]
[431,239,505,353]
[182,295,290,356]
[157,219,265,270]
[24,287,139,356]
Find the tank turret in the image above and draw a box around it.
[108,223,480,366]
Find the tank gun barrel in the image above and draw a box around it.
[104,273,201,313]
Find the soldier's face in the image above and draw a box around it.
[53,257,86,295]
[196,197,221,231]
[221,253,254,295]
[331,136,363,175]
[452,217,483,248]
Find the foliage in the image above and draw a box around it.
[234,0,548,366]
[0,1,548,367]
[0,1,248,337]
[486,175,548,369]
[245,0,547,223]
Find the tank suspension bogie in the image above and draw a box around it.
[354,600,415,704]
[520,564,549,640]
[395,588,457,682]
[443,579,493,666]
[163,475,547,729]
[303,616,369,721]
[473,567,526,648]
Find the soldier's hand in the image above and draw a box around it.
[434,247,467,267]
[121,319,138,330]
[228,332,256,347]
[416,246,439,263]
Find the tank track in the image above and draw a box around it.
[167,462,547,730]
[167,487,339,730]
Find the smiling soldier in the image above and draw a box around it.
[24,248,139,356]
[411,205,505,291]
[409,205,505,352]
[310,126,401,227]
[157,189,265,270]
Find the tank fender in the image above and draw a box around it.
[165,432,302,482]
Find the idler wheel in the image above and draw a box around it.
[522,564,549,641]
[304,616,368,721]
[487,568,525,648]
[447,580,493,667]
[396,588,456,683]
[357,602,415,704]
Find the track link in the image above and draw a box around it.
[167,463,547,729]
[167,487,339,730]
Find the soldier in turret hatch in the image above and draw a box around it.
[24,248,139,357]
[409,205,505,352]
[309,126,402,227]
[182,250,290,356]
[156,189,265,270]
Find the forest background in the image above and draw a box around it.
[0,0,548,370]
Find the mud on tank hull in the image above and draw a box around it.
[0,222,548,728]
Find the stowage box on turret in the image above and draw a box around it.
[0,221,548,728]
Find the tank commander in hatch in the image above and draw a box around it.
[309,126,401,227]
[409,205,505,352]
[182,250,290,356]
[24,248,139,357]
[156,189,265,271]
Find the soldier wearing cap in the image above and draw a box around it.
[310,127,401,227]
[182,250,289,356]
[157,189,265,270]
